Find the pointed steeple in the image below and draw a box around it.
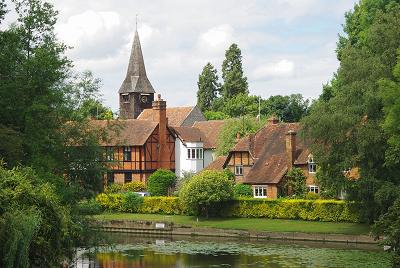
[119,30,155,94]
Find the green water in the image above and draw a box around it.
[74,234,390,267]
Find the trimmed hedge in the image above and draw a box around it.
[95,195,360,223]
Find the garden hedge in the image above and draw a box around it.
[95,195,360,223]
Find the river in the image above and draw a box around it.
[73,233,390,267]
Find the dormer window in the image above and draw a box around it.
[308,155,317,173]
[187,148,203,160]
[122,94,129,103]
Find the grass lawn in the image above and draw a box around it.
[93,213,370,235]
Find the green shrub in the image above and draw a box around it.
[104,183,123,194]
[77,199,103,215]
[138,197,183,215]
[179,170,234,216]
[147,169,177,196]
[122,181,146,192]
[285,168,307,197]
[96,193,124,211]
[234,184,253,197]
[225,198,360,222]
[121,192,144,213]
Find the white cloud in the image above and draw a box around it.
[253,60,295,79]
[198,24,234,52]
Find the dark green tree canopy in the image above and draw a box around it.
[221,43,248,98]
[197,62,220,112]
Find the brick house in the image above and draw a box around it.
[92,95,175,184]
[208,116,318,199]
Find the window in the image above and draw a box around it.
[254,186,267,198]
[235,165,243,176]
[123,146,131,161]
[124,172,132,183]
[308,155,317,173]
[187,148,203,159]
[106,147,114,161]
[122,94,129,102]
[308,185,319,194]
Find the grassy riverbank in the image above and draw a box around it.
[93,213,370,235]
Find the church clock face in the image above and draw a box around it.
[140,95,148,104]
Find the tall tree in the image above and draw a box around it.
[197,62,220,112]
[221,43,248,98]
[302,0,400,222]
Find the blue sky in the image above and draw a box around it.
[3,0,359,112]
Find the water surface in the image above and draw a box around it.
[74,233,390,268]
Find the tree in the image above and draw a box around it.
[284,168,307,197]
[203,111,229,120]
[221,43,248,98]
[197,63,220,112]
[222,93,259,117]
[147,169,177,196]
[302,0,400,227]
[179,170,234,217]
[216,117,264,156]
[262,94,309,122]
[233,183,253,198]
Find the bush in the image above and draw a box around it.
[77,199,103,215]
[104,183,123,194]
[234,184,253,197]
[285,168,307,197]
[96,193,124,211]
[121,192,144,213]
[179,170,234,216]
[138,197,183,215]
[305,192,320,200]
[224,198,359,222]
[147,169,177,196]
[122,181,146,192]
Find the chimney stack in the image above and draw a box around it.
[267,115,279,125]
[285,130,296,169]
[236,132,241,142]
[152,94,168,168]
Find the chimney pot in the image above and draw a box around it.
[267,115,279,125]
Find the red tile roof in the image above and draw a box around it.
[204,156,228,171]
[193,120,226,149]
[90,119,157,146]
[171,126,205,143]
[138,106,194,127]
[229,122,311,184]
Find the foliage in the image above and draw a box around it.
[216,117,264,156]
[222,93,259,117]
[233,184,253,198]
[226,198,360,223]
[262,94,309,123]
[203,110,229,120]
[121,192,144,213]
[174,171,195,196]
[104,183,123,194]
[284,168,308,197]
[301,0,400,226]
[305,192,321,200]
[372,198,400,266]
[122,181,146,192]
[77,199,103,215]
[0,166,76,267]
[147,169,177,196]
[197,63,221,112]
[179,170,234,216]
[138,197,183,215]
[221,43,248,98]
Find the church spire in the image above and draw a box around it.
[118,27,155,94]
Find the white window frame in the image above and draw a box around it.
[308,185,319,194]
[235,165,243,176]
[308,156,317,173]
[187,148,203,160]
[253,186,268,198]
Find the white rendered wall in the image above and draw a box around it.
[204,149,214,168]
[175,140,204,177]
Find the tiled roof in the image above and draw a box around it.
[90,119,157,146]
[229,122,311,184]
[171,126,205,143]
[204,156,228,171]
[193,120,225,149]
[138,106,194,127]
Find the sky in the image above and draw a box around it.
[3,0,358,112]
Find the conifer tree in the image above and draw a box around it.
[197,63,220,112]
[221,43,248,98]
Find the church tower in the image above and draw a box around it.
[119,29,155,119]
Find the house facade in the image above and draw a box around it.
[208,116,318,199]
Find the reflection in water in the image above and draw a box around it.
[73,233,390,268]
